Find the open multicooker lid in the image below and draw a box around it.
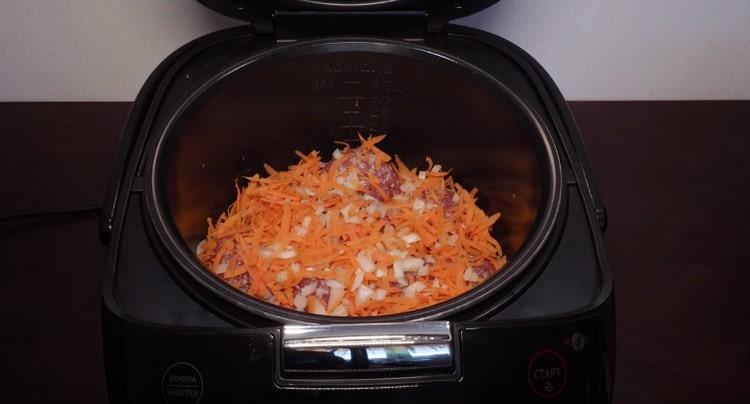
[197,0,501,21]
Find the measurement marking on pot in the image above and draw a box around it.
[309,78,335,92]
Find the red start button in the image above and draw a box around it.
[527,349,568,399]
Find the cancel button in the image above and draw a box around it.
[527,350,568,399]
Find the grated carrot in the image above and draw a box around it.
[196,135,506,317]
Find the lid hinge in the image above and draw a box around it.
[426,11,450,33]
[240,1,274,35]
[248,11,446,41]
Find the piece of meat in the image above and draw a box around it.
[214,242,245,273]
[442,190,458,217]
[373,164,400,198]
[335,151,401,201]
[418,188,457,217]
[224,272,251,293]
[473,259,497,280]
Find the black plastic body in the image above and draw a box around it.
[101,22,613,404]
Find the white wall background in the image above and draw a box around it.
[1,0,749,101]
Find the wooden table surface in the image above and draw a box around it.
[1,101,748,403]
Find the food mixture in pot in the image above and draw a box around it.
[197,135,507,316]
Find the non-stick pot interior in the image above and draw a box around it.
[162,44,547,302]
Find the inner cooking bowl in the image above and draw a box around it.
[150,40,560,323]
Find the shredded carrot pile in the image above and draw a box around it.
[197,135,507,317]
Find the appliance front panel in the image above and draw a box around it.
[111,314,609,403]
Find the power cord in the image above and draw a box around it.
[0,205,103,223]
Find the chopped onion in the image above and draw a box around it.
[196,240,206,256]
[400,181,416,194]
[393,260,405,279]
[452,192,460,203]
[326,279,344,289]
[322,212,332,228]
[401,233,421,244]
[374,289,387,301]
[418,171,427,179]
[417,265,429,276]
[276,271,289,283]
[412,199,425,211]
[424,255,436,264]
[215,261,228,274]
[293,294,307,311]
[375,268,386,278]
[332,148,343,160]
[294,226,308,237]
[309,298,326,315]
[431,164,442,173]
[401,257,425,272]
[356,250,376,273]
[341,203,361,223]
[277,247,297,259]
[299,282,318,297]
[340,203,353,218]
[463,267,480,282]
[330,305,348,316]
[404,281,426,298]
[290,262,300,273]
[447,234,459,246]
[377,204,388,218]
[388,249,407,259]
[344,170,359,189]
[384,224,396,234]
[383,237,398,249]
[259,247,273,258]
[351,269,365,291]
[327,287,346,310]
[355,286,374,305]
